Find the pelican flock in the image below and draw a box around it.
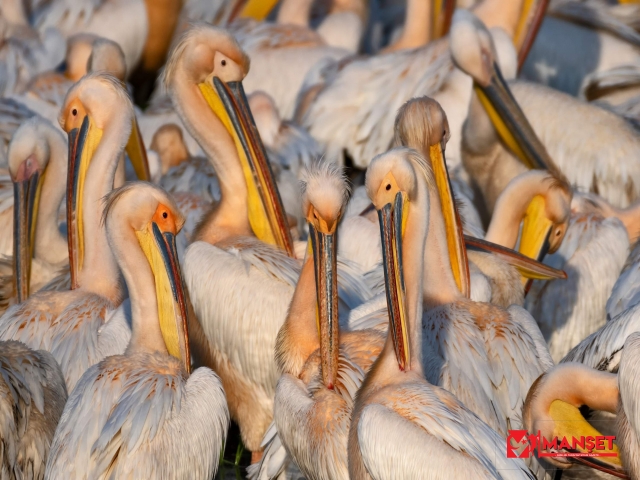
[3,0,640,479]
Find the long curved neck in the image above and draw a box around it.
[77,114,127,304]
[423,180,463,309]
[473,0,525,37]
[33,127,68,266]
[276,0,313,26]
[111,224,167,357]
[539,365,619,415]
[171,70,251,244]
[275,252,318,376]
[485,171,550,249]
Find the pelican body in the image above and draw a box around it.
[45,183,229,479]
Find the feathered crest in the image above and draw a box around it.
[300,159,350,219]
[394,96,451,153]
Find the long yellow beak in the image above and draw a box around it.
[379,191,411,371]
[67,115,101,289]
[136,214,191,373]
[12,161,45,303]
[309,222,339,390]
[513,0,550,70]
[545,400,627,479]
[519,195,553,261]
[67,114,146,288]
[239,0,280,20]
[198,76,294,256]
[125,117,151,181]
[432,0,456,40]
[473,63,562,177]
[429,141,470,297]
[464,235,566,281]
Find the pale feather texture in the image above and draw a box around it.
[512,81,640,209]
[0,340,67,480]
[184,238,374,450]
[357,382,535,480]
[422,301,553,441]
[526,214,629,362]
[46,352,228,479]
[0,290,131,391]
[301,39,454,169]
[617,332,640,480]
[606,239,640,319]
[232,19,350,119]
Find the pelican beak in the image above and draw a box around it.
[545,400,627,478]
[464,234,567,280]
[432,0,456,39]
[379,190,411,371]
[136,205,191,373]
[519,195,554,262]
[67,114,103,289]
[239,0,279,20]
[513,0,550,70]
[198,76,294,256]
[125,117,151,181]
[308,214,339,390]
[12,156,45,303]
[429,141,470,297]
[473,62,556,173]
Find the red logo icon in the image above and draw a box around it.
[507,430,618,459]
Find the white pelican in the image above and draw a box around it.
[375,110,553,446]
[164,24,373,459]
[0,117,68,312]
[32,0,183,75]
[297,0,549,169]
[523,359,634,478]
[260,162,384,480]
[45,182,229,479]
[0,340,67,479]
[0,74,149,390]
[457,11,640,211]
[347,147,535,480]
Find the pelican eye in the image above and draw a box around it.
[221,59,226,66]
[72,108,77,116]
[386,184,391,191]
[162,211,168,219]
[556,229,561,237]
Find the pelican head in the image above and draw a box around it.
[366,147,431,372]
[523,363,623,476]
[450,10,563,178]
[164,24,294,255]
[103,182,190,372]
[65,33,101,81]
[150,124,189,175]
[8,117,61,302]
[60,73,147,288]
[87,37,127,81]
[394,97,469,296]
[518,172,572,262]
[301,162,349,389]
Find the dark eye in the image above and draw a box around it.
[162,212,168,219]
[221,59,226,66]
[556,229,561,237]
[72,108,77,116]
[386,184,391,191]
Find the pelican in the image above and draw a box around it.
[31,0,182,75]
[255,162,384,480]
[296,0,549,170]
[164,24,373,459]
[523,356,639,478]
[0,340,67,479]
[45,182,229,479]
[347,147,534,480]
[456,11,640,211]
[0,74,149,391]
[0,117,68,314]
